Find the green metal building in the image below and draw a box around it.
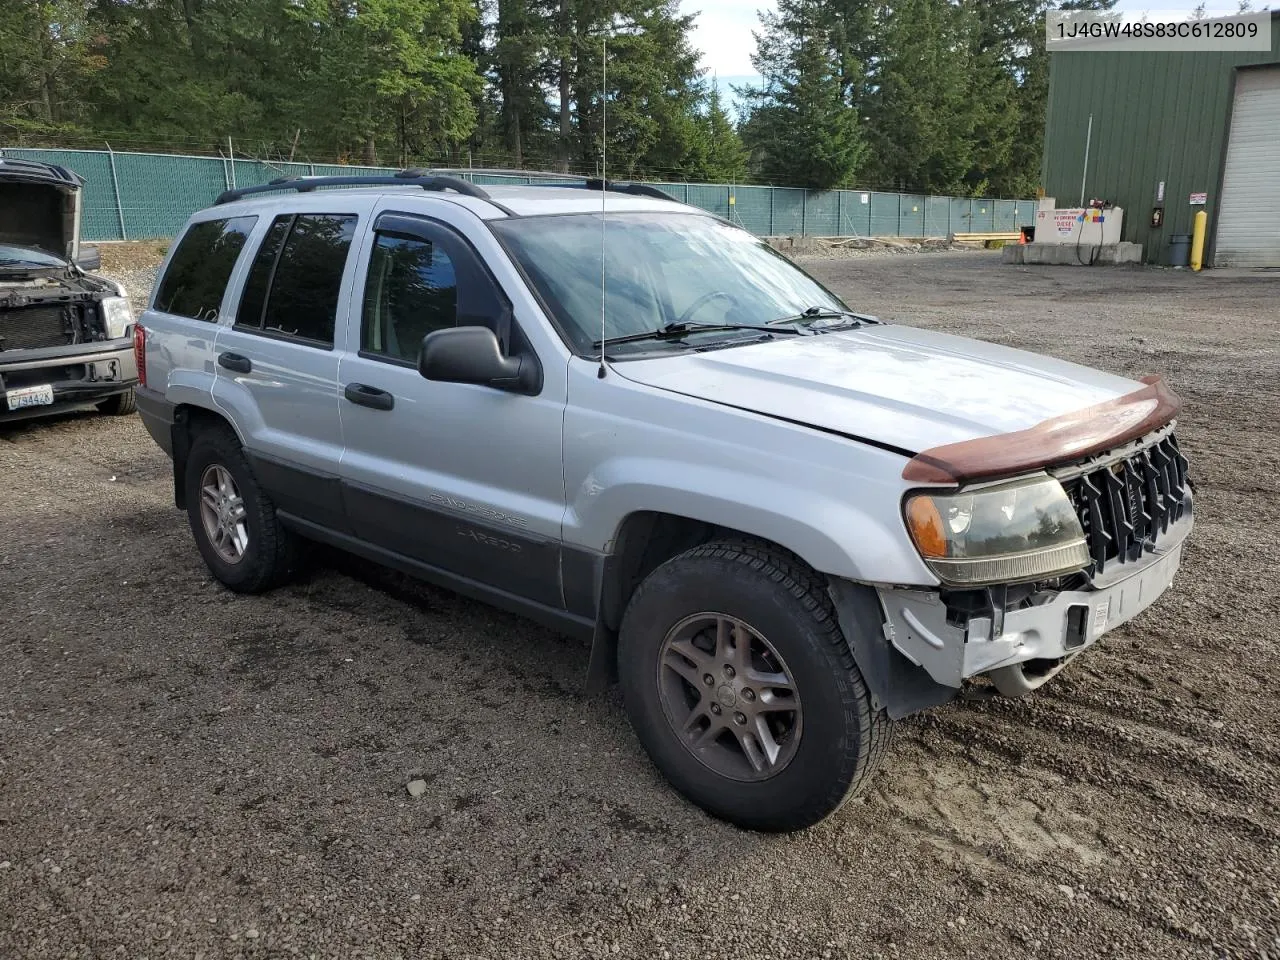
[1041,10,1280,266]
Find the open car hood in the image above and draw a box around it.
[611,324,1160,461]
[0,158,85,262]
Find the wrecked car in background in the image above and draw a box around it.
[0,158,138,421]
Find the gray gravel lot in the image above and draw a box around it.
[2,250,1278,959]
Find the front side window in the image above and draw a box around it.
[490,212,851,356]
[154,216,257,321]
[234,213,358,346]
[361,233,458,362]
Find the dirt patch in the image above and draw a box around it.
[1,251,1277,959]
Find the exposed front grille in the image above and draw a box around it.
[0,305,76,351]
[1062,432,1191,576]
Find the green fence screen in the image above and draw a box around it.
[0,146,1038,243]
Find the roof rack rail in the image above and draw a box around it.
[582,178,676,202]
[411,166,679,200]
[213,171,494,207]
[423,167,585,182]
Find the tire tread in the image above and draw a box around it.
[621,536,893,831]
[185,424,298,593]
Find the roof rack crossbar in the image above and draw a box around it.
[214,172,493,206]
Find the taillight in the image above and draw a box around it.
[133,323,147,387]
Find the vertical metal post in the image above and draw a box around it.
[228,136,237,190]
[105,142,128,241]
[897,193,903,237]
[1079,114,1093,207]
[309,164,316,177]
[801,191,808,237]
[837,191,844,237]
[769,188,775,236]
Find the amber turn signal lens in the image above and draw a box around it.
[905,495,948,558]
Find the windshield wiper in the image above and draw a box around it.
[766,306,875,329]
[593,321,808,349]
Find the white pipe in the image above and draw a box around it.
[1079,114,1093,207]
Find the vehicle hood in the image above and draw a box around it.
[612,324,1146,454]
[0,158,83,261]
[0,243,73,282]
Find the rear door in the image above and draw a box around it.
[335,203,568,609]
[142,214,260,408]
[211,206,364,532]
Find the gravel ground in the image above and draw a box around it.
[2,249,1278,959]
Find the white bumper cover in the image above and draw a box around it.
[876,512,1192,695]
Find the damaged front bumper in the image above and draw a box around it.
[0,339,137,420]
[877,509,1193,701]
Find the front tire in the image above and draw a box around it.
[617,539,893,832]
[183,425,298,593]
[97,388,137,416]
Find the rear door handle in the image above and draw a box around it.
[218,352,252,374]
[344,383,395,411]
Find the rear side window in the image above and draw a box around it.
[235,217,289,328]
[153,216,257,321]
[234,213,358,347]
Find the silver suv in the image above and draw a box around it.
[135,172,1194,832]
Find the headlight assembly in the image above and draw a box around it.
[100,296,134,339]
[904,476,1089,586]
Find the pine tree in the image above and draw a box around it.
[861,0,980,194]
[740,15,865,189]
[490,0,557,166]
[549,0,708,179]
[690,85,749,183]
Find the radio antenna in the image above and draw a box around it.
[597,33,609,379]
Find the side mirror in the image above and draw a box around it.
[418,325,539,394]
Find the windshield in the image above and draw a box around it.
[490,212,852,356]
[0,243,68,270]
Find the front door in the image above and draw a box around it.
[336,205,567,610]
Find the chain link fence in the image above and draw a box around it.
[0,146,1039,243]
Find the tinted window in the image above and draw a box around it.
[233,213,357,346]
[361,233,458,361]
[235,216,290,328]
[154,216,257,321]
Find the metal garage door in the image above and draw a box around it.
[1216,66,1280,268]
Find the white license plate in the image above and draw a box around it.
[5,384,55,410]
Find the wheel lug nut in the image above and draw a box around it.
[742,689,755,702]
[724,666,735,679]
[734,712,746,725]
[710,703,722,715]
[703,674,715,686]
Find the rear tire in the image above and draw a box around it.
[97,388,137,416]
[617,539,893,832]
[183,424,298,593]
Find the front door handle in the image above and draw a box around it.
[344,383,395,411]
[218,352,252,374]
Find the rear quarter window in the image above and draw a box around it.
[153,216,258,321]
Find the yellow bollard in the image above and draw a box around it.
[1190,209,1207,272]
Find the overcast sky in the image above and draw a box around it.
[690,0,1268,108]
